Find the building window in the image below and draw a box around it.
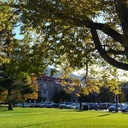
[43,79,47,81]
[44,91,46,94]
[43,83,47,89]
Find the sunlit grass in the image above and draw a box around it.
[0,107,128,128]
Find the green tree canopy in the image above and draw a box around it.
[6,0,128,71]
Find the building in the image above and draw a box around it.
[37,74,63,102]
[37,71,83,102]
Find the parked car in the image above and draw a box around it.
[47,103,60,108]
[121,105,128,112]
[38,102,50,107]
[23,103,31,107]
[108,104,124,112]
[37,103,45,107]
[44,102,51,108]
[67,103,78,109]
[59,102,73,109]
[88,103,99,110]
[98,103,108,110]
[29,103,37,107]
[51,103,60,108]
[15,103,22,107]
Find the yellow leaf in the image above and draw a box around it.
[61,0,66,2]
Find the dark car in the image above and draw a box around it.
[122,105,128,112]
[99,103,108,110]
[50,103,60,108]
[108,104,124,112]
[88,103,99,110]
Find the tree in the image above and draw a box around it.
[6,0,128,71]
[0,2,52,110]
[53,90,71,102]
[97,86,117,103]
[0,2,19,110]
[11,76,38,107]
[26,77,38,101]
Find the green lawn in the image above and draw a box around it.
[0,107,128,128]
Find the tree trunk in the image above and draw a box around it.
[8,100,13,110]
[7,86,13,110]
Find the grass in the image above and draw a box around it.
[0,107,128,128]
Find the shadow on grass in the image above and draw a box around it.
[97,113,112,117]
[122,112,128,114]
[97,111,121,118]
[0,110,8,112]
[0,107,8,112]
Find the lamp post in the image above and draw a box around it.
[115,94,119,112]
[114,85,120,112]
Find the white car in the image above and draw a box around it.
[15,103,22,107]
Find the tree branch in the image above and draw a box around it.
[90,28,128,70]
[69,17,125,46]
[57,13,125,46]
[107,49,126,55]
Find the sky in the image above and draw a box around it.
[14,25,24,39]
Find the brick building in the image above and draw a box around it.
[37,74,63,102]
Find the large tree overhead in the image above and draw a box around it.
[8,0,128,70]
